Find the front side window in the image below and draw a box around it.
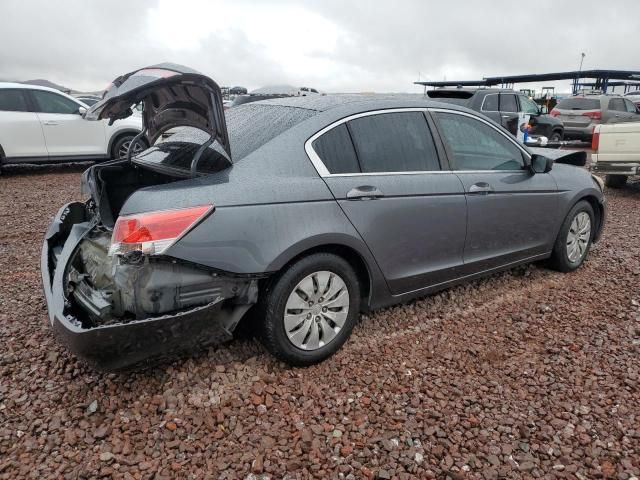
[347,112,440,173]
[519,96,539,114]
[31,90,81,114]
[312,123,360,174]
[624,99,637,113]
[500,94,518,113]
[435,112,525,171]
[0,89,28,112]
[481,94,499,112]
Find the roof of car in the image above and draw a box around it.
[250,93,453,112]
[0,82,64,93]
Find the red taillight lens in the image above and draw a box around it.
[550,109,560,117]
[110,205,213,256]
[582,110,602,120]
[592,131,600,151]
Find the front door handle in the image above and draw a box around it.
[469,182,494,195]
[346,185,384,200]
[43,121,59,126]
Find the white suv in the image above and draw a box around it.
[0,83,143,170]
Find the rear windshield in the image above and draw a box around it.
[556,97,601,110]
[133,103,315,175]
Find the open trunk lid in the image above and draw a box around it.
[85,63,231,159]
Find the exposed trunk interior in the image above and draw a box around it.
[85,161,179,228]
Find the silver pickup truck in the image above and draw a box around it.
[591,122,640,187]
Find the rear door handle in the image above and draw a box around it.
[346,185,384,200]
[43,121,59,126]
[469,182,494,195]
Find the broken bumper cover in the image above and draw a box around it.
[40,202,243,371]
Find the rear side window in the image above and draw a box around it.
[556,97,601,110]
[608,98,626,111]
[481,94,499,111]
[0,89,28,112]
[348,112,440,173]
[31,90,80,114]
[312,124,360,174]
[499,94,518,113]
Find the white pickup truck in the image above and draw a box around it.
[591,122,640,187]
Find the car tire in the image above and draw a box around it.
[548,200,595,273]
[604,174,627,188]
[549,130,563,142]
[111,134,147,160]
[258,253,361,366]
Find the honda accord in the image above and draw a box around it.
[41,64,606,370]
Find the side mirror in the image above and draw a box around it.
[77,106,87,116]
[530,154,553,174]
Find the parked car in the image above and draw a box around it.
[591,122,640,187]
[0,82,143,170]
[426,88,565,141]
[551,94,640,141]
[624,90,640,108]
[42,64,606,371]
[74,94,102,106]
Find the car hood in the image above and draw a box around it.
[85,63,231,160]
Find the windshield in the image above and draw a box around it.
[133,103,315,176]
[556,97,601,110]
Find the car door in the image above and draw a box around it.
[0,88,47,159]
[431,109,558,273]
[307,109,467,295]
[499,93,520,135]
[28,89,106,157]
[623,98,640,121]
[606,98,631,124]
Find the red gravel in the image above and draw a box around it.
[0,166,639,479]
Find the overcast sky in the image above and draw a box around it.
[0,0,638,94]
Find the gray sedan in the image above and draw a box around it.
[41,64,606,370]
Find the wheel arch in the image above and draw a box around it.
[266,238,382,311]
[580,194,605,243]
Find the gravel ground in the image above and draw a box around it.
[0,166,639,479]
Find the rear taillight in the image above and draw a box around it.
[592,131,600,151]
[109,205,213,256]
[550,109,560,117]
[582,111,602,120]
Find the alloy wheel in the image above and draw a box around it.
[283,271,349,350]
[566,212,591,262]
[118,139,144,159]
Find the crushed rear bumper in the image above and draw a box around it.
[41,202,253,371]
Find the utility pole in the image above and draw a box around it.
[578,52,586,72]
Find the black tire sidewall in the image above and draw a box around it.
[551,201,595,272]
[260,253,361,366]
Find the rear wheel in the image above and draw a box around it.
[548,200,594,272]
[111,134,147,160]
[258,253,360,366]
[604,174,627,188]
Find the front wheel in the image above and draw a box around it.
[548,200,594,272]
[258,253,361,366]
[549,130,563,142]
[604,174,627,188]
